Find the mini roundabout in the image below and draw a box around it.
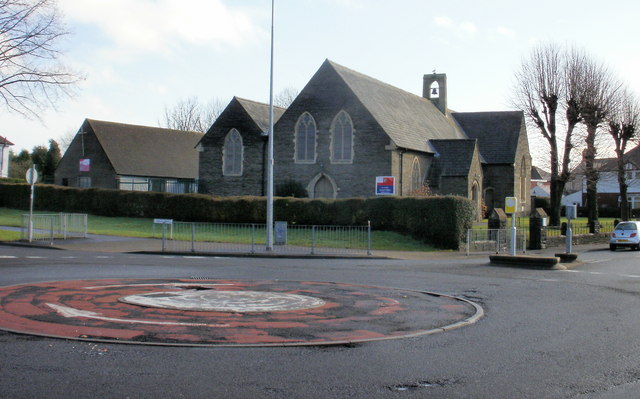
[0,278,483,347]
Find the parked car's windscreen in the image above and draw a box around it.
[616,223,638,231]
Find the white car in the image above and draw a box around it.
[610,221,640,251]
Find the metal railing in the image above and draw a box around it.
[21,213,88,244]
[465,229,526,255]
[158,222,372,256]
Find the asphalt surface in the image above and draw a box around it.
[2,238,640,398]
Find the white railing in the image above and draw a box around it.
[21,213,88,244]
[465,229,526,255]
[157,222,372,256]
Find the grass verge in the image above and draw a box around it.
[0,208,438,252]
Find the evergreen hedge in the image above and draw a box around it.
[0,183,476,249]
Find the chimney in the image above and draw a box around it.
[423,73,447,115]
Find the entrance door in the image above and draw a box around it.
[314,176,335,198]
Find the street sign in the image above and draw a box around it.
[505,197,517,214]
[25,166,38,185]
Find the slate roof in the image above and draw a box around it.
[429,139,478,177]
[235,97,286,133]
[86,119,203,179]
[452,111,524,164]
[328,60,466,153]
[531,166,550,181]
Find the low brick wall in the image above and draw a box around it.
[544,233,609,248]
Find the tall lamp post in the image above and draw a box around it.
[265,0,275,251]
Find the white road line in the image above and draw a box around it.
[61,256,77,259]
[183,256,205,259]
[95,256,111,259]
[26,256,45,259]
[162,256,176,259]
[588,272,604,275]
[0,255,17,259]
[559,269,581,273]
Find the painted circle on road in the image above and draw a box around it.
[120,290,327,312]
[0,279,482,346]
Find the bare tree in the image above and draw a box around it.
[512,43,582,226]
[160,96,225,133]
[274,87,298,108]
[578,55,622,231]
[607,88,639,220]
[0,0,81,117]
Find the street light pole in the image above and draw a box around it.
[265,0,275,251]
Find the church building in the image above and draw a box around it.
[197,60,531,217]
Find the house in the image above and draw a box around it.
[55,119,203,193]
[530,166,550,198]
[563,144,640,211]
[198,60,531,217]
[0,136,13,178]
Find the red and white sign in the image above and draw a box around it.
[79,158,90,172]
[375,176,396,195]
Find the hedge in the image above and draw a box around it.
[0,183,476,249]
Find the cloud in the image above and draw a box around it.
[58,0,263,56]
[433,15,477,36]
[495,26,516,39]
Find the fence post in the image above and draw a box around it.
[83,214,88,238]
[496,230,500,254]
[367,221,372,256]
[466,229,470,256]
[251,224,255,254]
[191,223,195,253]
[311,225,316,255]
[161,224,166,252]
[50,217,54,245]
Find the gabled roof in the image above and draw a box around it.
[452,111,524,164]
[86,119,203,179]
[429,139,478,177]
[327,60,465,153]
[234,97,286,133]
[531,166,550,181]
[0,136,14,146]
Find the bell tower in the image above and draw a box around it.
[423,72,447,115]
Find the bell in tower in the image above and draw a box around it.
[423,72,447,115]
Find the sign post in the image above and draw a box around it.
[505,197,517,256]
[25,166,38,242]
[565,205,577,254]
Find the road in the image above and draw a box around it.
[1,244,640,398]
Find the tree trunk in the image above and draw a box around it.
[584,124,599,233]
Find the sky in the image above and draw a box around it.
[5,0,640,168]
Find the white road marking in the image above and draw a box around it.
[622,275,640,278]
[0,255,17,259]
[183,256,205,259]
[46,303,229,328]
[588,272,604,275]
[95,256,111,259]
[61,256,77,259]
[26,256,45,259]
[559,269,580,273]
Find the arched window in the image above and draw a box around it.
[410,157,421,192]
[223,129,243,176]
[520,156,528,204]
[330,111,354,163]
[295,113,316,163]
